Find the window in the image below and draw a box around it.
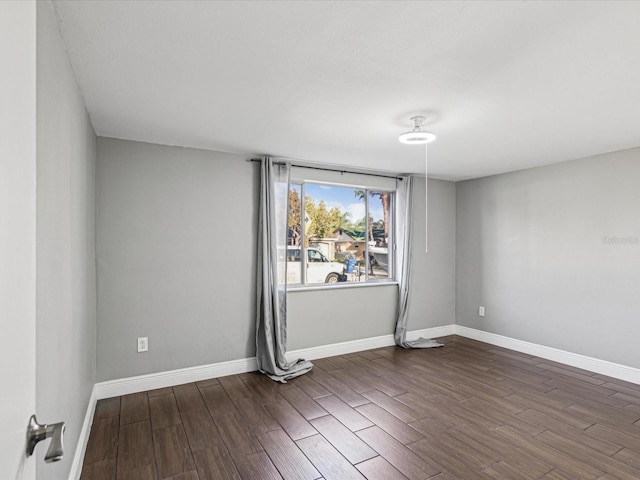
[286,179,394,286]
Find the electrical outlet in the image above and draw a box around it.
[137,337,148,352]
[478,306,485,317]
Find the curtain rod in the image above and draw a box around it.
[249,158,403,180]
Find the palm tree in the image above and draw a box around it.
[340,210,353,229]
[354,190,389,244]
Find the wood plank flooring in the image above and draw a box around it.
[80,335,640,479]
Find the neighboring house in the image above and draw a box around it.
[332,228,366,261]
[308,229,367,262]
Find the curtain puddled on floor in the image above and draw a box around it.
[394,175,443,349]
[255,158,313,382]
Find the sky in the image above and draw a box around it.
[304,183,385,223]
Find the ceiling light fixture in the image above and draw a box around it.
[399,115,436,253]
[398,116,436,145]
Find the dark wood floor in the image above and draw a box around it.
[80,335,640,479]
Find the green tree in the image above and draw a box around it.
[288,188,301,245]
[305,197,342,239]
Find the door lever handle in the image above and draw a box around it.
[26,415,65,462]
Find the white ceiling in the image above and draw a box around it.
[52,0,640,181]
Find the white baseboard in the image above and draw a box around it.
[454,325,640,385]
[93,324,454,400]
[68,386,96,480]
[286,324,456,362]
[91,324,639,399]
[93,325,640,397]
[94,356,258,400]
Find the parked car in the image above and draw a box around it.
[284,246,344,284]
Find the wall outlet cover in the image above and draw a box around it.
[479,306,486,317]
[137,337,148,353]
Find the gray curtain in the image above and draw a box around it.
[255,158,313,382]
[394,175,443,348]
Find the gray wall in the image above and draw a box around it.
[287,284,398,350]
[96,139,456,380]
[406,177,457,331]
[96,139,259,381]
[456,148,640,368]
[36,2,97,478]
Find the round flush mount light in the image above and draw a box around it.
[398,116,437,144]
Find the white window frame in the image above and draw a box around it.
[286,177,397,290]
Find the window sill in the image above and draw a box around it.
[286,280,398,293]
